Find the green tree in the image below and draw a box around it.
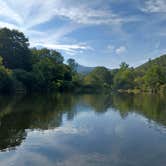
[144,65,165,92]
[0,28,32,70]
[67,58,78,73]
[113,63,134,90]
[31,48,64,64]
[84,67,112,90]
[32,57,72,92]
[13,69,36,92]
[0,56,14,93]
[120,62,129,70]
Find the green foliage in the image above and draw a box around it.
[67,58,78,73]
[0,28,32,70]
[0,56,14,93]
[32,57,72,92]
[113,63,134,90]
[0,28,74,94]
[120,62,129,70]
[144,65,165,92]
[137,54,166,73]
[31,48,64,64]
[13,69,36,92]
[84,67,112,91]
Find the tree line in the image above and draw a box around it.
[0,28,166,94]
[82,61,166,93]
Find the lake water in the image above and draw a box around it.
[0,93,166,166]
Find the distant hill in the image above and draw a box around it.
[76,54,166,75]
[76,64,95,74]
[136,54,166,72]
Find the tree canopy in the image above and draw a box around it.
[0,28,32,70]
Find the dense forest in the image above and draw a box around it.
[0,28,166,94]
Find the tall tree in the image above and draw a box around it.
[113,63,134,90]
[0,28,32,70]
[67,58,78,73]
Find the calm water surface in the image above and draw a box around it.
[0,93,166,166]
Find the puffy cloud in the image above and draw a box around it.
[115,46,127,55]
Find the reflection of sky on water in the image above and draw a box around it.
[0,106,166,166]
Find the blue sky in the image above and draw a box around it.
[0,0,166,68]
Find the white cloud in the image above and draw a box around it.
[107,45,127,55]
[0,1,22,24]
[0,0,99,54]
[0,0,124,29]
[0,21,18,29]
[115,46,127,55]
[142,0,166,13]
[58,7,123,25]
[0,0,127,55]
[31,42,91,55]
[0,0,136,57]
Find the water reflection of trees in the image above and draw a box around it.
[0,93,165,151]
[0,94,79,151]
[111,93,166,126]
[82,94,113,113]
